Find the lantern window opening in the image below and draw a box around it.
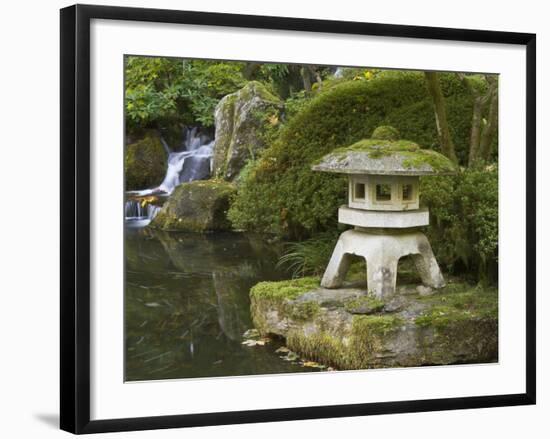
[375,183,392,202]
[354,182,366,201]
[402,183,413,201]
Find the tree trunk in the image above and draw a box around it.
[424,72,458,163]
[479,81,499,161]
[468,95,483,166]
[300,66,312,92]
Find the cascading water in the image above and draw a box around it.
[125,127,215,226]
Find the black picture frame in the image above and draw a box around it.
[60,4,536,434]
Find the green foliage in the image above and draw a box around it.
[420,165,498,282]
[283,90,312,121]
[229,71,477,238]
[125,56,246,131]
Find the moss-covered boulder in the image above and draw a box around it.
[250,278,498,369]
[150,180,236,232]
[125,131,167,190]
[212,81,283,181]
[229,71,484,238]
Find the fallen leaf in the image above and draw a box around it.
[242,339,266,347]
[242,328,260,339]
[145,302,161,307]
[275,347,290,354]
[302,361,322,368]
[284,352,299,361]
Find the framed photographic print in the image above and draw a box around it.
[60,4,536,434]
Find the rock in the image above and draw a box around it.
[125,131,167,190]
[250,278,498,370]
[150,180,236,232]
[212,81,282,181]
[417,285,434,296]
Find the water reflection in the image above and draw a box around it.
[125,227,316,381]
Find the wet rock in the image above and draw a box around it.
[150,180,236,232]
[125,131,167,190]
[417,285,434,296]
[212,81,283,181]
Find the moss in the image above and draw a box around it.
[352,314,404,337]
[332,138,420,157]
[344,294,384,314]
[401,149,458,173]
[288,301,321,321]
[238,81,281,105]
[415,283,498,329]
[371,125,400,141]
[249,276,320,302]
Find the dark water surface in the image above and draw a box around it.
[125,227,316,381]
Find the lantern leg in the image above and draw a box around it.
[366,254,399,298]
[410,235,446,289]
[320,237,352,288]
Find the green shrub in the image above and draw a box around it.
[229,71,478,238]
[420,165,498,283]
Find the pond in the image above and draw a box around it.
[125,227,318,381]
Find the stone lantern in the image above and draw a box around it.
[312,126,457,298]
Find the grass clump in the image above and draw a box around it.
[276,232,338,277]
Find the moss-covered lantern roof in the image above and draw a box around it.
[312,128,457,176]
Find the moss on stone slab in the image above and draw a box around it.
[318,139,457,174]
[332,139,421,156]
[415,283,498,329]
[250,276,320,302]
[401,149,458,173]
[344,294,385,314]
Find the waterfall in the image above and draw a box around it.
[125,198,164,227]
[125,127,214,226]
[334,67,344,78]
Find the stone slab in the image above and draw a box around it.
[250,280,498,370]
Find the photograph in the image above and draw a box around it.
[123,57,499,382]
